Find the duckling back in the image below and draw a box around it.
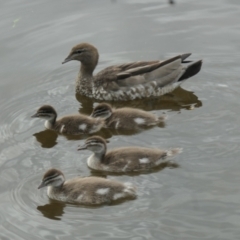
[48,176,137,204]
[78,136,182,173]
[101,147,182,172]
[55,115,104,135]
[106,108,165,130]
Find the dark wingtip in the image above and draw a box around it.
[181,53,192,62]
[178,60,202,82]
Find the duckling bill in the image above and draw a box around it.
[38,168,137,205]
[78,136,182,173]
[32,105,104,135]
[62,42,202,101]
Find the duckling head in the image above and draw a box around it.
[38,168,65,189]
[31,105,57,121]
[62,43,99,73]
[78,135,107,154]
[91,103,113,119]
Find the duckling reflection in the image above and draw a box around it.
[78,136,182,173]
[38,168,137,205]
[37,199,65,220]
[32,125,142,149]
[33,129,58,148]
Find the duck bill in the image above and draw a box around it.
[31,113,39,118]
[38,181,46,189]
[77,144,87,151]
[62,57,72,64]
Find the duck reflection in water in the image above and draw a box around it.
[37,199,65,221]
[76,87,202,115]
[33,129,58,148]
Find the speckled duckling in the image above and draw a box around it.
[62,42,202,101]
[38,168,137,204]
[31,105,104,135]
[91,103,166,130]
[78,136,182,173]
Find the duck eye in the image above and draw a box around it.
[76,49,83,54]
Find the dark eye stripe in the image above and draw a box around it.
[93,109,109,115]
[37,113,52,117]
[44,173,59,182]
[44,179,54,185]
[75,48,86,54]
[39,110,53,113]
[94,109,107,113]
[44,176,62,185]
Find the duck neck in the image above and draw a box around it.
[47,183,64,196]
[44,116,57,130]
[93,151,105,163]
[76,63,95,96]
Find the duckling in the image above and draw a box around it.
[91,103,166,130]
[62,42,202,101]
[38,168,137,204]
[78,136,182,173]
[31,105,104,135]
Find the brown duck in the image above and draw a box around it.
[31,105,104,135]
[91,103,166,130]
[78,136,182,173]
[38,168,137,204]
[62,43,202,101]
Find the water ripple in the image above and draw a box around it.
[0,0,240,239]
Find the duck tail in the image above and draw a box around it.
[123,182,137,198]
[178,60,202,82]
[166,148,183,157]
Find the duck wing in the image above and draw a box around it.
[95,54,201,91]
[116,55,182,80]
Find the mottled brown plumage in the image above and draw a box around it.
[38,168,137,204]
[31,105,104,135]
[91,103,166,130]
[62,43,202,101]
[78,136,182,173]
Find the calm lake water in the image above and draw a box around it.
[1,0,240,239]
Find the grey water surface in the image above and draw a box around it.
[0,0,240,239]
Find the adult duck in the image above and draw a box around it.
[62,43,202,101]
